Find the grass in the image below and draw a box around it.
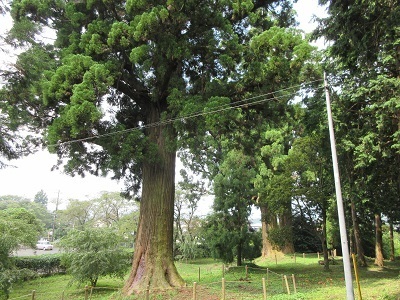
[8,254,400,300]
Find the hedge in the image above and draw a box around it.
[13,254,66,276]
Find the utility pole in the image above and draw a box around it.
[324,72,354,300]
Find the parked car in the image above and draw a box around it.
[36,240,53,250]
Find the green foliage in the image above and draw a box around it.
[59,227,130,287]
[175,235,207,261]
[0,195,53,228]
[33,190,48,207]
[0,268,38,300]
[267,227,293,251]
[13,255,65,276]
[55,192,139,241]
[174,174,207,261]
[205,150,256,265]
[0,208,43,299]
[0,208,43,261]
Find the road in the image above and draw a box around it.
[13,247,61,256]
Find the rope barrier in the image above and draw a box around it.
[9,262,303,299]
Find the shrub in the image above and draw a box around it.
[59,228,131,287]
[13,255,65,276]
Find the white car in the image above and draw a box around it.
[36,240,53,250]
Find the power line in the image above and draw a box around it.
[50,79,323,147]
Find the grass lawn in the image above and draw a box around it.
[8,254,400,299]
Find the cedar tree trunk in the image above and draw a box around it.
[389,222,395,262]
[374,213,384,267]
[350,198,367,266]
[123,105,185,295]
[280,208,294,254]
[260,205,274,257]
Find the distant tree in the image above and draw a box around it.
[204,150,256,266]
[57,200,97,230]
[174,170,206,260]
[93,192,136,227]
[0,195,52,229]
[33,190,48,207]
[288,134,335,270]
[59,227,130,287]
[114,211,140,248]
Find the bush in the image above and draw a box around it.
[0,268,38,300]
[13,255,65,276]
[59,228,131,287]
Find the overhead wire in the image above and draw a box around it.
[49,79,324,148]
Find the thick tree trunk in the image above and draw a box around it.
[260,205,274,257]
[389,222,395,262]
[374,213,384,267]
[350,198,367,266]
[280,208,294,254]
[123,106,184,295]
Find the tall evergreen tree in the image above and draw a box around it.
[1,0,303,293]
[315,0,400,266]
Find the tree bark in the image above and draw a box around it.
[374,213,384,267]
[123,105,184,295]
[237,242,243,266]
[260,205,274,257]
[389,222,395,262]
[280,207,294,254]
[350,198,367,266]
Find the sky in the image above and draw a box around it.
[0,0,327,213]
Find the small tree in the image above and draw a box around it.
[205,150,256,266]
[59,228,130,287]
[0,208,42,299]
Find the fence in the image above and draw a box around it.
[10,252,335,299]
[9,266,299,300]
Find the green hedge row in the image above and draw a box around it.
[13,254,66,276]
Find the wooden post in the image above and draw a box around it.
[292,274,297,293]
[222,278,226,300]
[31,290,36,300]
[84,286,88,300]
[318,252,320,259]
[275,253,277,265]
[262,277,267,300]
[303,253,305,259]
[61,290,65,300]
[284,275,291,295]
[245,265,248,280]
[282,275,285,292]
[193,282,197,300]
[222,264,225,278]
[198,267,201,282]
[267,268,269,288]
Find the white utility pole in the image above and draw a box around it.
[324,72,354,300]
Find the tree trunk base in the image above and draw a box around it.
[123,254,185,295]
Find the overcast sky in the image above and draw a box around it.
[0,0,326,212]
